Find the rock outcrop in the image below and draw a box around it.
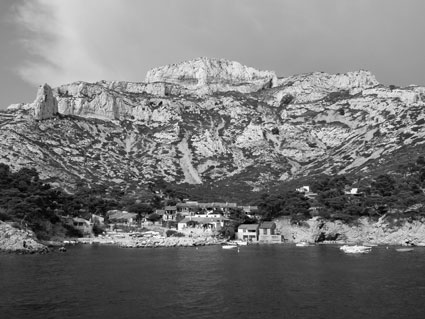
[0,221,48,253]
[33,83,58,120]
[145,57,278,95]
[275,216,425,245]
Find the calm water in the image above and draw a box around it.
[1,244,425,319]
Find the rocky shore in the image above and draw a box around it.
[119,236,221,248]
[72,233,222,248]
[276,216,425,245]
[0,221,48,253]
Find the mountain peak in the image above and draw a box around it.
[145,57,278,94]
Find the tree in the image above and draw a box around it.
[371,174,396,197]
[218,224,236,239]
[146,213,162,223]
[126,203,152,216]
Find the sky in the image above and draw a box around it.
[1,0,425,109]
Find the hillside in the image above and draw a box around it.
[1,57,425,200]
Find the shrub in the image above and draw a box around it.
[186,220,199,227]
[146,213,162,222]
[166,229,177,237]
[166,230,185,237]
[280,94,294,106]
[92,223,105,236]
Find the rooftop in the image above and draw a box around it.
[179,217,228,224]
[238,224,259,230]
[259,222,276,229]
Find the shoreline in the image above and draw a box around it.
[4,215,425,253]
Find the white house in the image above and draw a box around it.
[237,224,260,242]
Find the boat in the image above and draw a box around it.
[229,240,248,246]
[396,248,414,252]
[222,244,238,249]
[296,242,311,247]
[340,245,372,254]
[363,243,378,247]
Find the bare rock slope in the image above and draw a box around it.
[1,57,425,194]
[0,222,47,253]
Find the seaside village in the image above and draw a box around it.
[61,184,362,249]
[62,199,283,248]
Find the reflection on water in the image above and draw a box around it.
[1,245,425,319]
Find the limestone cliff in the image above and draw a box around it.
[2,57,425,194]
[275,216,425,245]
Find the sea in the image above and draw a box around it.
[1,244,425,319]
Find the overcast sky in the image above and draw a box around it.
[1,0,425,109]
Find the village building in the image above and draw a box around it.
[107,210,137,226]
[155,209,165,218]
[164,206,177,220]
[177,216,229,231]
[296,185,318,199]
[237,224,260,242]
[176,201,238,217]
[72,217,93,236]
[258,222,282,243]
[344,187,362,196]
[211,202,237,214]
[176,202,199,215]
[90,214,105,226]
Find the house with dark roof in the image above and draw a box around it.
[164,206,177,221]
[154,209,165,217]
[176,202,199,215]
[72,217,93,236]
[108,210,137,225]
[237,224,260,242]
[258,222,281,243]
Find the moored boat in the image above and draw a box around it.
[340,245,372,254]
[229,240,248,246]
[363,243,378,247]
[296,242,311,247]
[222,244,238,249]
[396,248,414,252]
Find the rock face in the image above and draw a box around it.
[2,58,425,195]
[33,84,58,120]
[275,216,425,245]
[145,57,278,95]
[0,221,48,253]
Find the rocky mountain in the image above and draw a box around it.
[1,57,425,197]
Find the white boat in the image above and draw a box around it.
[222,244,238,249]
[296,242,311,247]
[363,243,378,247]
[396,248,414,252]
[340,245,372,254]
[229,240,248,246]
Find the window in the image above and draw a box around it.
[263,229,267,235]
